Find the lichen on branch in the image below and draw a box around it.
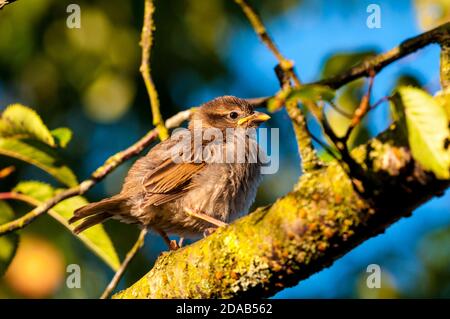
[114,125,448,298]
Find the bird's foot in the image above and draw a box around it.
[154,227,180,251]
[178,237,185,248]
[169,240,180,251]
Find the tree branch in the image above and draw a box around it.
[241,23,450,104]
[316,22,450,89]
[140,0,169,141]
[234,0,297,81]
[113,20,450,301]
[0,110,191,236]
[114,125,449,298]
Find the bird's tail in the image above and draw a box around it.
[69,196,125,234]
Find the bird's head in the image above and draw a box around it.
[189,96,270,131]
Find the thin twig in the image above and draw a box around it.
[234,0,325,120]
[253,23,450,103]
[0,180,95,235]
[343,71,375,141]
[327,101,353,119]
[140,0,168,141]
[100,228,148,299]
[235,0,322,172]
[0,191,126,270]
[0,110,192,236]
[0,192,38,203]
[370,95,391,111]
[316,22,450,89]
[234,0,298,82]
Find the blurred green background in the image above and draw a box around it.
[0,0,449,298]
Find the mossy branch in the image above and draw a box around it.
[114,21,450,300]
[114,127,449,298]
[440,37,450,90]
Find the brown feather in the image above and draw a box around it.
[69,196,124,223]
[68,196,126,233]
[72,212,112,234]
[143,161,206,206]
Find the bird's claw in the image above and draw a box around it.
[169,240,180,251]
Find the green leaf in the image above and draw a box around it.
[13,181,121,271]
[0,201,14,225]
[14,180,54,201]
[287,85,335,103]
[0,201,19,276]
[0,104,55,147]
[397,87,450,179]
[53,197,121,272]
[51,127,73,148]
[327,80,363,137]
[0,105,77,186]
[321,51,377,78]
[0,138,78,187]
[268,85,335,112]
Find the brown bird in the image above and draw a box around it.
[69,96,270,249]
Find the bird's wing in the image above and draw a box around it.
[137,136,206,207]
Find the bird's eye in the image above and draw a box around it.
[229,111,239,119]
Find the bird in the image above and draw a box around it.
[69,96,270,250]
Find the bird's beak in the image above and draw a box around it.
[237,111,271,126]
